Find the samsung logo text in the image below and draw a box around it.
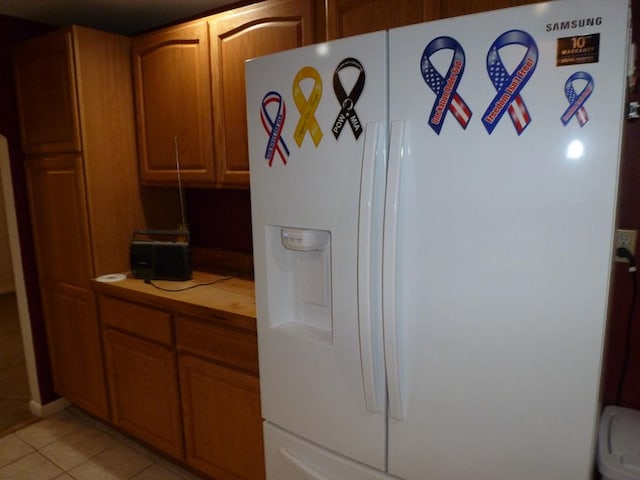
[546,17,602,31]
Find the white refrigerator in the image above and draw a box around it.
[245,1,630,478]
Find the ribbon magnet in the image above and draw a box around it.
[260,91,290,166]
[420,36,472,135]
[332,58,365,140]
[561,71,594,127]
[482,30,538,135]
[292,66,323,147]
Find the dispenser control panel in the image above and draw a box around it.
[281,228,330,251]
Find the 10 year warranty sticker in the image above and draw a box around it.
[557,33,600,66]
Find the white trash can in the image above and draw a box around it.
[598,405,640,480]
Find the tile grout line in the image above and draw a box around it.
[1,407,205,480]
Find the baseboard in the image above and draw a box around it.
[29,397,70,418]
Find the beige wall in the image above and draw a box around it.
[0,144,15,293]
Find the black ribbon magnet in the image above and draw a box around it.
[332,57,365,140]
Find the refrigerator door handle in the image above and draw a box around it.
[358,122,382,414]
[279,447,330,480]
[383,120,406,421]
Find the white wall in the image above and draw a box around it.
[0,135,41,407]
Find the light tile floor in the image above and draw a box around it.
[0,407,206,480]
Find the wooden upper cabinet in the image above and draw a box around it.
[132,21,215,185]
[209,0,316,187]
[326,0,548,39]
[438,0,545,18]
[327,0,439,39]
[13,29,81,154]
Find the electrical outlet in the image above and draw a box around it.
[615,229,637,262]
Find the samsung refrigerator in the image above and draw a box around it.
[245,0,630,478]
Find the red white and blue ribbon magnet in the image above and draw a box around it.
[561,71,594,127]
[260,91,289,166]
[420,36,472,134]
[482,30,538,135]
[332,57,365,140]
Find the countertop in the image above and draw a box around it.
[91,270,257,331]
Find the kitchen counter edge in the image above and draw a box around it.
[91,271,256,332]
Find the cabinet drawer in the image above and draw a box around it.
[98,295,172,345]
[175,315,258,374]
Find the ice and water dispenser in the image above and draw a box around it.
[265,226,333,341]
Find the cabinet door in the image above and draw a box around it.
[42,287,109,420]
[103,328,184,459]
[209,0,315,187]
[327,0,439,39]
[439,0,545,17]
[25,155,93,289]
[13,28,81,154]
[132,21,215,185]
[179,354,264,480]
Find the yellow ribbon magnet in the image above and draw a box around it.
[292,66,323,147]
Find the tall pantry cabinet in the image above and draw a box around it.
[13,26,145,419]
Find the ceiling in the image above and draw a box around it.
[0,0,243,35]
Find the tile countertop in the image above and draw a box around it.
[91,271,256,332]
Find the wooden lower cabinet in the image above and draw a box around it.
[97,293,263,479]
[102,329,183,458]
[42,288,109,419]
[179,354,264,480]
[99,296,183,458]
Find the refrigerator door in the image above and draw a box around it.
[246,32,388,470]
[386,1,628,479]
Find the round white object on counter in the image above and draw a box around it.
[95,273,127,283]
